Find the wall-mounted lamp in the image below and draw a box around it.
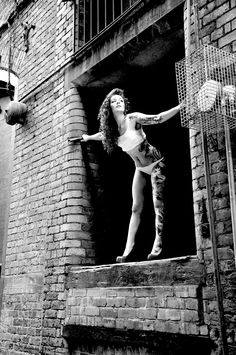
[4,101,27,125]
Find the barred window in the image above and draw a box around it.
[77,0,140,48]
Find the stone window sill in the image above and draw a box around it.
[67,255,205,288]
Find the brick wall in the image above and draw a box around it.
[0,0,236,354]
[18,0,58,96]
[185,0,236,352]
[0,0,95,354]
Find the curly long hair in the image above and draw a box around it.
[98,88,130,154]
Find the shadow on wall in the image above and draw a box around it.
[64,324,214,355]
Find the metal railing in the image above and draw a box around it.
[77,0,140,47]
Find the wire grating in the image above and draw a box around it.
[175,45,236,134]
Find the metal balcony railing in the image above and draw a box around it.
[77,0,140,48]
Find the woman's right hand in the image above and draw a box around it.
[81,132,103,142]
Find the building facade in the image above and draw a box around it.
[0,0,235,354]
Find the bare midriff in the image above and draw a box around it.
[125,139,163,168]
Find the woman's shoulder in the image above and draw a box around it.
[126,112,142,120]
[126,112,143,123]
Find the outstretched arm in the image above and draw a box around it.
[81,132,103,142]
[129,104,181,125]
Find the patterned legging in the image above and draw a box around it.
[150,160,166,255]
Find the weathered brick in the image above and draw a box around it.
[100,308,118,318]
[106,297,125,308]
[134,287,155,297]
[102,318,116,328]
[216,8,236,28]
[143,320,155,331]
[136,308,157,320]
[154,319,169,332]
[92,297,107,307]
[125,319,144,331]
[115,288,135,297]
[211,26,224,41]
[146,296,166,308]
[203,3,230,26]
[166,297,185,309]
[200,325,209,336]
[84,306,99,316]
[219,29,236,47]
[158,309,181,321]
[117,308,136,319]
[184,298,199,310]
[126,297,146,308]
[181,310,199,323]
[174,286,191,298]
[184,322,200,335]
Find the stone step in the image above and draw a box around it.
[67,255,205,288]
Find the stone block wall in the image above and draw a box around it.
[63,258,214,354]
[65,285,202,334]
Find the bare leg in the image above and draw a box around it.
[148,160,166,260]
[116,169,146,262]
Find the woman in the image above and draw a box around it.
[82,88,181,262]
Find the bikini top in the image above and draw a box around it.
[118,127,146,152]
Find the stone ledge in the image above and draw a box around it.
[67,255,205,288]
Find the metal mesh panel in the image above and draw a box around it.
[175,45,236,133]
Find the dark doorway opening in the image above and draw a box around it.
[80,39,196,265]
